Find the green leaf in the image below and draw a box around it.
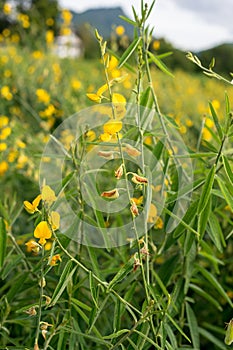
[118,37,141,68]
[197,165,215,214]
[166,313,191,343]
[173,200,198,238]
[165,324,178,349]
[89,271,99,309]
[198,265,233,307]
[119,15,137,26]
[107,257,134,291]
[140,86,151,108]
[207,212,226,252]
[216,176,233,211]
[147,51,174,77]
[49,260,77,307]
[0,218,7,269]
[186,303,200,349]
[189,283,222,311]
[225,92,230,117]
[222,155,233,185]
[198,196,211,239]
[71,298,92,312]
[198,327,228,350]
[184,239,196,294]
[209,101,223,140]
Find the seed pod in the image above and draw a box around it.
[131,173,148,184]
[101,188,119,199]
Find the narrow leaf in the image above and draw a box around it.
[89,271,99,309]
[197,165,215,214]
[119,15,137,26]
[217,176,233,211]
[0,218,7,269]
[209,102,223,140]
[189,283,222,311]
[147,51,174,77]
[186,303,200,349]
[222,155,233,185]
[107,257,134,291]
[198,265,233,307]
[49,261,77,306]
[207,212,226,252]
[198,327,228,350]
[118,37,141,68]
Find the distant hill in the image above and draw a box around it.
[198,43,233,77]
[70,7,134,38]
[68,6,233,75]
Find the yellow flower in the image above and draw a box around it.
[86,93,102,103]
[115,25,125,36]
[107,55,118,71]
[41,185,57,204]
[131,196,143,206]
[0,127,11,140]
[49,254,62,266]
[34,221,52,245]
[0,116,9,126]
[4,69,12,78]
[61,9,73,24]
[85,130,96,142]
[3,3,12,15]
[1,86,13,100]
[202,127,212,141]
[2,28,10,37]
[0,161,8,175]
[112,93,126,104]
[155,216,163,229]
[0,143,7,151]
[212,99,220,110]
[147,203,157,223]
[36,89,50,104]
[46,18,54,26]
[44,241,52,250]
[25,239,40,254]
[205,117,214,128]
[71,79,82,90]
[103,120,122,135]
[32,50,44,59]
[100,132,112,142]
[24,194,42,214]
[152,40,160,50]
[16,140,26,148]
[46,30,54,45]
[86,83,110,103]
[49,211,60,230]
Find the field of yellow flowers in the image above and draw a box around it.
[1,43,233,183]
[1,2,233,350]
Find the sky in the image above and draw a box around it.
[58,0,233,51]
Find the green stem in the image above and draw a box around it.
[34,246,45,348]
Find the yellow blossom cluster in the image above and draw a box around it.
[24,185,61,248]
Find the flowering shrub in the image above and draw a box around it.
[0,1,233,349]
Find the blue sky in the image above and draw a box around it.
[58,0,233,51]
